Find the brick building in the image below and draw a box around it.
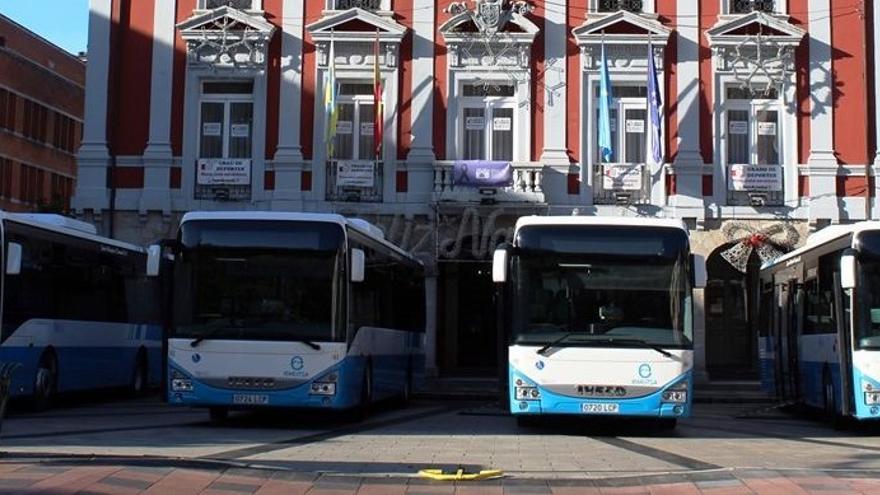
[0,14,84,213]
[71,0,880,381]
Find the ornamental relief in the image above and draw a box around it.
[179,8,275,71]
[581,45,664,71]
[317,41,398,68]
[448,44,530,69]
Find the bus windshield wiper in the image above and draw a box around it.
[600,337,673,358]
[295,339,321,351]
[190,326,229,347]
[536,333,584,356]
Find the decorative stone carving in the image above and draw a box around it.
[446,0,534,35]
[178,6,275,71]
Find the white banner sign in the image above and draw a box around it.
[336,161,375,187]
[466,116,485,130]
[230,124,250,137]
[197,159,251,186]
[729,121,749,135]
[728,164,782,192]
[202,122,222,136]
[625,120,645,134]
[360,122,375,136]
[336,120,353,135]
[602,164,643,191]
[757,122,777,136]
[492,117,512,131]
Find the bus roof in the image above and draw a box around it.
[180,211,420,264]
[763,221,880,270]
[515,215,688,234]
[1,211,145,253]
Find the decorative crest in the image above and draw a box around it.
[446,0,534,35]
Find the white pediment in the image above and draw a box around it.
[439,1,539,45]
[307,8,407,43]
[178,6,275,34]
[573,10,671,46]
[706,11,806,46]
[178,6,276,70]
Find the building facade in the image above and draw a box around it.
[0,14,84,213]
[72,0,879,381]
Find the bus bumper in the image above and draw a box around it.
[509,368,692,418]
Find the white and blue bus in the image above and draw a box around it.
[0,212,163,409]
[758,221,880,421]
[492,217,706,428]
[150,212,425,420]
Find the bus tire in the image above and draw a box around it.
[357,363,373,420]
[209,407,229,424]
[129,351,148,397]
[32,352,57,412]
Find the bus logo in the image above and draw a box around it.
[535,361,545,370]
[192,353,201,364]
[638,364,652,379]
[291,356,304,371]
[577,385,627,397]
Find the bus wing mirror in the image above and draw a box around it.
[492,247,508,283]
[351,248,365,283]
[146,245,161,277]
[692,254,707,289]
[5,242,21,275]
[841,250,856,290]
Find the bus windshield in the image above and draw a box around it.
[172,220,345,343]
[512,254,692,349]
[858,257,880,349]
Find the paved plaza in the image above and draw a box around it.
[2,396,880,493]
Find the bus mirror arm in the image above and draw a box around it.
[840,250,856,290]
[691,254,707,289]
[5,242,22,275]
[351,248,366,283]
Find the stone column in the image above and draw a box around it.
[807,0,839,223]
[872,0,880,218]
[73,0,114,214]
[141,0,177,215]
[539,0,569,167]
[405,0,436,203]
[272,0,306,209]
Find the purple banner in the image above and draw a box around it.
[452,160,513,188]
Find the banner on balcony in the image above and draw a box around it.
[336,161,375,188]
[197,159,251,186]
[452,160,513,188]
[728,164,782,192]
[602,164,642,191]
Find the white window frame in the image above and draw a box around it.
[720,0,786,16]
[333,89,378,161]
[457,86,518,162]
[199,0,262,10]
[588,0,655,15]
[199,84,254,159]
[592,87,652,165]
[722,93,782,167]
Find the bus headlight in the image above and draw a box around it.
[310,382,336,396]
[170,370,193,392]
[515,387,540,400]
[865,392,880,405]
[661,381,688,403]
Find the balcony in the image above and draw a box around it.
[433,161,544,204]
[326,160,383,202]
[727,164,784,207]
[593,163,652,205]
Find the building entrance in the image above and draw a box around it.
[437,261,498,376]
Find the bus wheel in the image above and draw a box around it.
[32,353,57,412]
[209,407,229,424]
[130,353,148,396]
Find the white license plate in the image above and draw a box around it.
[581,403,620,414]
[232,394,269,405]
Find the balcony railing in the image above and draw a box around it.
[326,160,383,203]
[593,163,651,205]
[730,0,775,14]
[433,161,544,203]
[726,164,784,207]
[597,0,643,13]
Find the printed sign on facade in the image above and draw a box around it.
[728,164,783,192]
[757,122,777,136]
[492,117,512,131]
[202,122,222,136]
[466,116,485,130]
[729,121,749,135]
[360,122,375,136]
[625,120,645,134]
[336,121,353,135]
[602,164,643,191]
[197,159,251,186]
[230,124,250,137]
[336,161,375,187]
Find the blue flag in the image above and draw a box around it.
[647,39,663,166]
[598,42,613,163]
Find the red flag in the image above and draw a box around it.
[373,30,383,159]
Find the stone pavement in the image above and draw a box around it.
[2,462,880,494]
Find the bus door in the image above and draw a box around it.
[777,278,801,400]
[833,271,854,416]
